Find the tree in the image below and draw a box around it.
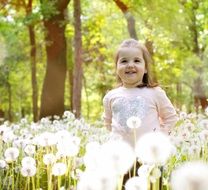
[39,0,70,119]
[180,0,208,112]
[22,0,38,121]
[113,0,137,39]
[72,0,82,118]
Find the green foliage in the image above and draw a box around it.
[40,0,59,19]
[1,0,208,120]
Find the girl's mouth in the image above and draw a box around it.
[125,71,137,74]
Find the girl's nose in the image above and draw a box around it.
[127,61,134,68]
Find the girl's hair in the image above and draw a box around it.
[115,39,158,88]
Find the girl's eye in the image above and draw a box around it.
[135,59,140,63]
[121,60,127,63]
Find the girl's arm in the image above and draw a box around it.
[155,87,178,134]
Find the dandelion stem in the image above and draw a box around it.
[58,176,61,190]
[117,174,124,190]
[66,157,71,188]
[28,177,30,190]
[12,162,14,190]
[47,165,52,190]
[32,176,35,190]
[3,169,9,189]
[159,167,163,190]
[133,128,137,177]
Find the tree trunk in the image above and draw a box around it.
[113,0,137,39]
[67,38,73,111]
[72,0,82,118]
[39,0,70,119]
[28,25,38,122]
[25,0,38,122]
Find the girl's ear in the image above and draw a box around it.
[144,68,147,73]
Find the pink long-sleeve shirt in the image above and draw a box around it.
[103,86,178,145]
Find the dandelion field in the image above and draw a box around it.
[1,110,208,190]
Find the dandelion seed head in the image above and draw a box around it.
[171,161,208,190]
[83,143,101,171]
[36,132,57,147]
[136,132,173,165]
[4,147,19,163]
[52,162,67,176]
[43,153,56,165]
[2,130,16,143]
[198,119,208,130]
[21,156,36,167]
[126,116,141,129]
[77,170,117,190]
[21,165,37,177]
[55,130,72,141]
[0,159,7,169]
[24,144,36,155]
[137,164,153,177]
[57,139,80,157]
[98,140,135,175]
[125,176,148,190]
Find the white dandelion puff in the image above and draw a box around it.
[136,132,173,165]
[171,161,208,190]
[57,139,80,157]
[4,147,19,163]
[21,157,36,167]
[98,140,135,175]
[36,132,57,147]
[52,162,67,176]
[77,170,117,190]
[21,165,37,177]
[137,164,154,178]
[125,176,148,190]
[2,130,16,143]
[43,154,56,165]
[24,144,36,155]
[0,159,7,169]
[126,116,141,129]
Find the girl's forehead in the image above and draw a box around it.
[118,47,143,58]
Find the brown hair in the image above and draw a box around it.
[115,39,158,88]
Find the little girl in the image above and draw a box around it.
[103,39,178,147]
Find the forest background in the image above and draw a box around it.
[0,0,208,123]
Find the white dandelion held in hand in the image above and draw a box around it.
[126,116,141,129]
[135,132,174,165]
[171,161,208,190]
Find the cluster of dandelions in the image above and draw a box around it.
[0,111,109,190]
[1,111,208,190]
[77,116,175,190]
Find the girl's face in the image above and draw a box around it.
[116,47,147,87]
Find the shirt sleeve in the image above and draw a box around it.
[155,87,178,134]
[103,94,112,131]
